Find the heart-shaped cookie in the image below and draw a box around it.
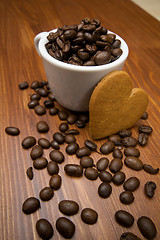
[89,71,148,140]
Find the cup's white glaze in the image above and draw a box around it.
[34,29,129,111]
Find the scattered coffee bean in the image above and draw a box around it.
[66,142,79,155]
[64,164,83,177]
[138,133,148,146]
[75,120,86,128]
[30,145,43,160]
[115,210,134,227]
[124,147,140,157]
[122,137,137,147]
[30,93,41,101]
[59,122,69,132]
[76,147,91,158]
[98,182,112,198]
[124,156,143,171]
[28,100,39,109]
[36,121,49,133]
[96,157,109,171]
[80,156,94,168]
[58,110,68,120]
[123,177,140,192]
[99,170,112,182]
[141,112,148,120]
[119,130,132,138]
[78,113,89,123]
[108,135,122,146]
[49,150,64,163]
[49,174,62,190]
[48,92,55,100]
[44,99,54,108]
[53,132,65,144]
[81,208,98,224]
[49,107,59,115]
[66,129,79,135]
[22,136,36,149]
[144,181,156,198]
[120,232,141,240]
[109,158,123,173]
[143,164,159,175]
[39,187,54,201]
[34,105,46,115]
[36,218,54,239]
[33,157,48,170]
[84,167,98,180]
[138,125,153,135]
[36,88,49,97]
[22,197,40,214]
[5,127,20,136]
[65,134,76,144]
[40,80,48,86]
[47,161,59,175]
[137,216,157,239]
[26,167,33,180]
[56,217,75,239]
[38,138,50,149]
[50,140,60,150]
[112,171,126,185]
[19,81,28,90]
[119,191,134,205]
[112,148,123,159]
[30,80,40,89]
[84,139,97,151]
[67,114,77,124]
[100,141,115,154]
[59,200,79,216]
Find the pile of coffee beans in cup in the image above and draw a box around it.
[45,17,123,66]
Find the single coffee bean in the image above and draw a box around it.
[141,112,148,120]
[22,136,36,149]
[123,177,140,192]
[59,122,69,132]
[49,174,61,190]
[49,107,59,115]
[112,171,126,185]
[59,200,79,216]
[64,164,83,177]
[119,191,134,205]
[84,140,97,151]
[138,133,148,146]
[109,158,123,173]
[39,187,54,201]
[47,161,59,175]
[76,147,91,158]
[58,110,68,120]
[36,218,54,239]
[124,156,143,171]
[49,150,64,163]
[96,157,109,171]
[108,135,122,146]
[137,216,157,239]
[22,197,40,214]
[56,217,75,239]
[38,138,50,149]
[99,170,112,182]
[122,137,137,147]
[67,114,77,124]
[26,167,33,180]
[111,48,123,57]
[44,99,54,108]
[80,156,94,168]
[75,120,86,128]
[48,92,55,100]
[94,51,111,65]
[5,127,20,136]
[115,210,134,227]
[40,80,48,86]
[144,181,156,198]
[33,157,48,169]
[36,121,49,133]
[81,208,98,224]
[120,232,141,240]
[66,142,79,155]
[98,182,112,198]
[112,148,123,159]
[19,81,28,89]
[36,88,49,97]
[34,105,46,115]
[78,113,89,123]
[30,93,41,101]
[138,125,153,135]
[50,140,60,150]
[65,134,76,144]
[66,129,79,135]
[124,147,140,157]
[119,130,132,138]
[84,167,98,180]
[100,141,115,154]
[53,132,65,144]
[28,100,39,109]
[30,80,40,89]
[30,145,43,160]
[143,164,159,175]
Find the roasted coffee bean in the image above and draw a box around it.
[112,39,121,48]
[66,142,79,155]
[78,49,90,61]
[137,216,157,239]
[143,164,159,175]
[5,127,20,136]
[109,158,123,173]
[96,157,109,171]
[100,141,115,154]
[38,138,50,149]
[144,181,156,198]
[59,200,79,216]
[65,134,76,144]
[115,210,134,227]
[26,167,33,180]
[30,93,41,101]
[33,157,48,169]
[36,121,49,133]
[123,177,140,192]
[64,29,77,40]
[36,88,49,97]
[138,133,148,146]
[40,80,48,86]
[124,147,140,157]
[47,161,59,175]
[108,135,122,146]
[84,140,97,151]
[80,156,94,168]
[119,191,134,205]
[76,147,92,158]
[34,105,46,115]
[64,164,83,177]
[138,125,153,135]
[120,232,141,240]
[49,150,64,163]
[58,110,68,120]
[78,113,89,123]
[28,100,39,109]
[124,156,143,171]
[59,122,69,132]
[19,81,28,90]
[30,81,40,89]
[53,132,65,144]
[81,208,98,225]
[49,174,61,190]
[141,112,148,120]
[83,60,96,66]
[111,48,123,57]
[22,197,40,214]
[22,136,36,149]
[94,51,111,65]
[56,217,75,239]
[75,119,86,128]
[48,92,55,100]
[49,107,59,115]
[112,171,125,185]
[30,145,43,160]
[67,114,77,124]
[44,99,54,108]
[39,187,54,201]
[99,170,112,182]
[98,182,112,198]
[84,167,98,180]
[122,137,137,147]
[50,140,60,150]
[66,129,79,135]
[119,130,132,138]
[112,148,123,159]
[36,218,54,239]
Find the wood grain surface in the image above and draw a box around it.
[0,0,160,239]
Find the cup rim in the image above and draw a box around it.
[38,29,129,72]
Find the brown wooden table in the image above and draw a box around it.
[0,0,160,239]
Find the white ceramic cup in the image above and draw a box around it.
[34,29,129,112]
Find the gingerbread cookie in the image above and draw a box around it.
[89,71,148,140]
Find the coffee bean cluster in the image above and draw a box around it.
[45,17,123,66]
[5,80,159,239]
